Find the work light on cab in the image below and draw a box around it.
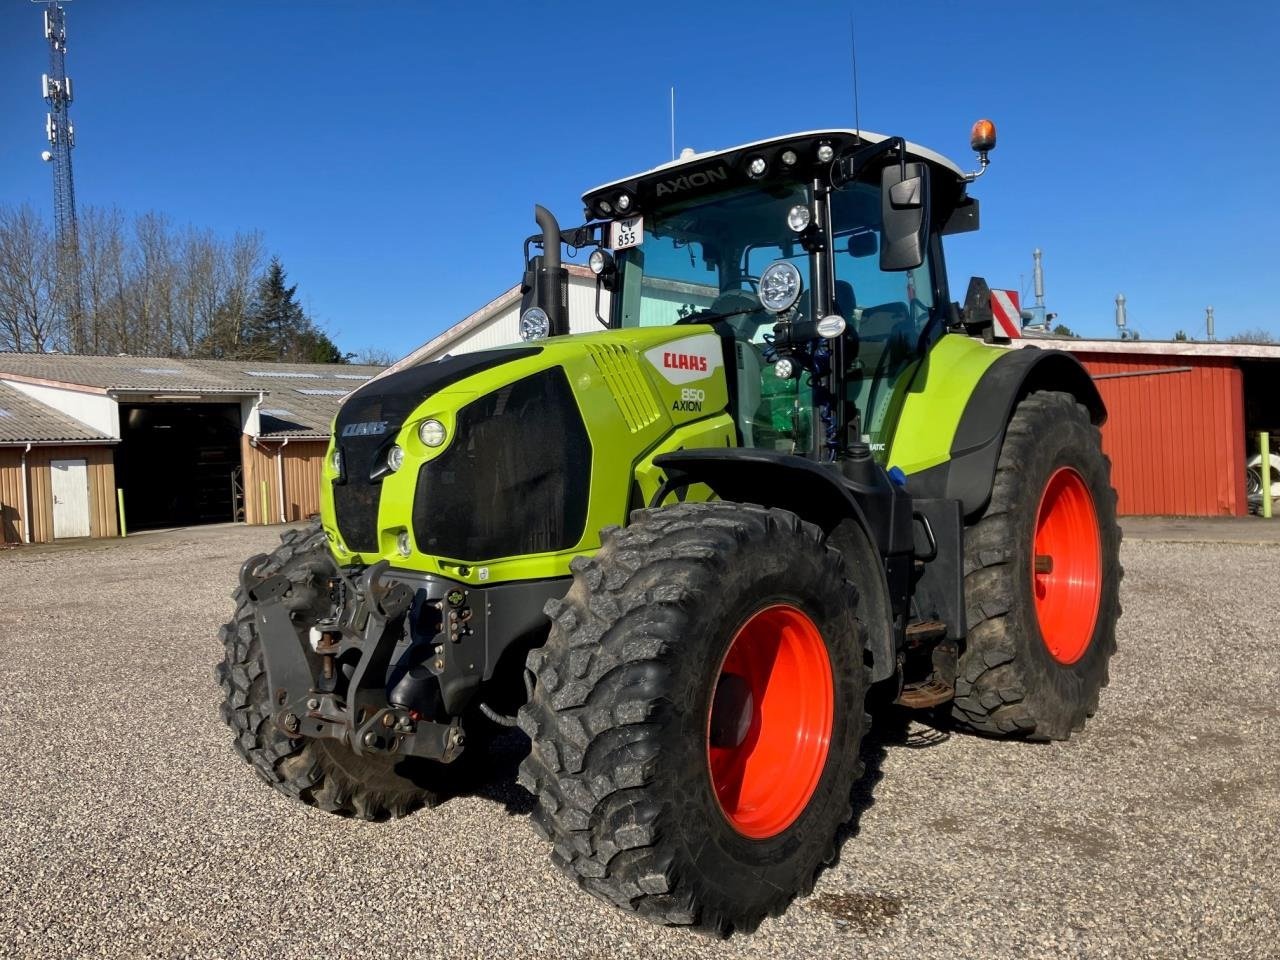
[787,204,811,232]
[588,248,615,276]
[759,260,803,312]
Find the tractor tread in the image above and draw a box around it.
[519,501,870,937]
[951,391,1122,740]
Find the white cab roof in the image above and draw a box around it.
[583,129,967,199]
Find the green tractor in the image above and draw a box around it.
[217,122,1121,935]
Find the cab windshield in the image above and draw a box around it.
[614,182,811,336]
[611,178,936,458]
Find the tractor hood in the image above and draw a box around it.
[319,327,738,584]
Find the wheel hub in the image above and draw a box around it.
[706,604,834,839]
[1032,467,1102,665]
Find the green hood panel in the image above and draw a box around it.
[320,326,734,583]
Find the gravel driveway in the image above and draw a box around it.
[1,523,1276,959]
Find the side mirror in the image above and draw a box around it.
[880,161,930,271]
[847,228,878,258]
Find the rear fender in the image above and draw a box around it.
[910,347,1105,518]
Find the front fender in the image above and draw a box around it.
[648,448,905,683]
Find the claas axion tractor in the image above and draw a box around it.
[217,121,1121,935]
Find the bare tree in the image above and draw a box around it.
[0,202,285,359]
[350,346,396,365]
[0,205,60,352]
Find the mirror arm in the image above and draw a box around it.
[830,136,907,188]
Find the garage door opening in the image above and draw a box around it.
[116,403,243,530]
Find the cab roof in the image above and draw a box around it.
[581,129,968,220]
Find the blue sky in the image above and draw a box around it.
[1,1,1277,356]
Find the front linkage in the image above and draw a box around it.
[239,553,471,763]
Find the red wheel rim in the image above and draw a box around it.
[706,604,833,839]
[1032,467,1102,665]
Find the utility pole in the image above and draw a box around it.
[38,1,84,352]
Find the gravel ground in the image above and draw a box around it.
[1,523,1277,959]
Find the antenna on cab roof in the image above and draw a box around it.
[849,14,862,138]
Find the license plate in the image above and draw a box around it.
[609,216,643,250]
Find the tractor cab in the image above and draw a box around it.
[525,128,991,463]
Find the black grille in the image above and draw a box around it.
[332,436,385,552]
[413,367,592,562]
[331,348,539,554]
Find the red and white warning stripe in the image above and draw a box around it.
[990,289,1022,339]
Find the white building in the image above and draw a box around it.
[384,265,612,375]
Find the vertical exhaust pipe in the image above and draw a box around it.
[533,205,569,337]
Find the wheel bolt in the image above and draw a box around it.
[282,713,300,732]
[363,731,377,747]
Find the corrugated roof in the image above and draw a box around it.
[0,354,385,441]
[0,382,112,445]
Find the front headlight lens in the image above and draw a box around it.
[386,444,404,472]
[759,260,803,313]
[396,530,412,557]
[786,204,811,232]
[519,307,550,341]
[330,448,343,476]
[418,419,447,447]
[746,156,767,178]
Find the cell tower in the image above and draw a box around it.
[38,0,83,350]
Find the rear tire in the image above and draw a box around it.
[951,391,1122,740]
[518,502,869,936]
[215,524,452,819]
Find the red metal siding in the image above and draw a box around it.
[1076,352,1245,516]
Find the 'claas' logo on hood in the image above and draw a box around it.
[341,420,388,437]
[662,352,708,372]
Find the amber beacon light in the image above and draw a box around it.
[965,118,997,181]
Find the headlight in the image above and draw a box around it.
[816,143,834,163]
[519,307,550,341]
[386,444,404,472]
[746,156,767,179]
[396,530,412,557]
[759,260,803,313]
[418,419,447,447]
[780,149,798,166]
[774,356,796,379]
[615,192,632,212]
[786,204,811,232]
[330,448,343,476]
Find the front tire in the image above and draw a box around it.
[518,502,869,936]
[951,391,1122,740]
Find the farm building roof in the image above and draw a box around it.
[0,381,113,445]
[0,354,385,441]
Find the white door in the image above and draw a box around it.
[51,459,91,538]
